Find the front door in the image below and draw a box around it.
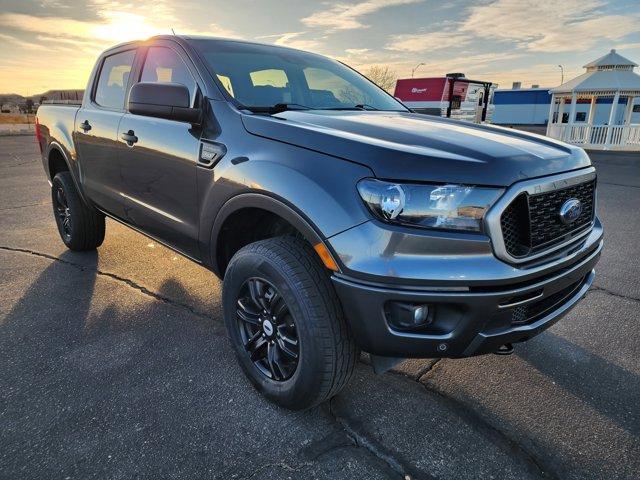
[74,48,137,217]
[117,45,201,257]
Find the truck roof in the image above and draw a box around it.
[100,35,321,56]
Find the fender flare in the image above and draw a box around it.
[46,142,91,204]
[46,141,72,178]
[208,192,330,274]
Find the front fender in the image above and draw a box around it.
[199,144,374,272]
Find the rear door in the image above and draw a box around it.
[117,42,201,257]
[74,48,137,217]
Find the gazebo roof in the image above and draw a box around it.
[551,49,640,95]
[583,49,637,69]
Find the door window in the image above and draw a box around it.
[141,47,197,106]
[94,50,136,110]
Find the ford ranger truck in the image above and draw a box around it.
[36,36,603,410]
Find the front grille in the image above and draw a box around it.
[500,180,595,258]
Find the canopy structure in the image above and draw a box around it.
[546,50,640,150]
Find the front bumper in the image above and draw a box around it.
[330,232,602,358]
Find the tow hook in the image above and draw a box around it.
[494,343,514,355]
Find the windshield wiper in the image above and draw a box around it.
[239,103,313,115]
[323,104,379,111]
[354,104,378,110]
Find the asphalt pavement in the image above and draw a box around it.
[0,135,638,479]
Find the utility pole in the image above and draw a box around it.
[558,65,564,85]
[411,62,426,78]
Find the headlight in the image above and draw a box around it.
[357,179,503,232]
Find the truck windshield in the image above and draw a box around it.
[190,39,407,113]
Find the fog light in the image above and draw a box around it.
[386,302,432,330]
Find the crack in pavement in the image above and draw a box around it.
[588,284,640,303]
[0,245,215,322]
[0,201,48,212]
[598,181,640,190]
[326,397,428,480]
[416,379,560,480]
[382,361,560,480]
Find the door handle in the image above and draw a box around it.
[121,130,138,146]
[79,120,92,132]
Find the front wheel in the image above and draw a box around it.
[222,236,358,410]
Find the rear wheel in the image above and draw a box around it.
[222,236,358,410]
[51,172,105,251]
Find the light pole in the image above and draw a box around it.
[558,64,564,85]
[411,62,426,78]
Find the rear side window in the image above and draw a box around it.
[140,47,197,105]
[94,50,136,110]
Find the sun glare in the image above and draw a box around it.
[92,11,164,43]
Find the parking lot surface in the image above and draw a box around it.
[1,135,638,479]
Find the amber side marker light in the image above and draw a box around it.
[314,243,339,272]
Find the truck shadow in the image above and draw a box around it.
[517,331,640,438]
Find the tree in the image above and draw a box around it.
[24,98,34,114]
[363,65,398,94]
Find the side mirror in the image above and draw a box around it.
[128,82,200,123]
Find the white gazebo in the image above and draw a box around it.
[546,49,640,150]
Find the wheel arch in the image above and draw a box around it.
[209,193,337,277]
[46,142,91,205]
[47,144,70,179]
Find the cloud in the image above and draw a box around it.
[614,42,640,52]
[302,0,423,31]
[257,32,320,51]
[386,31,471,53]
[461,0,640,52]
[345,48,371,55]
[206,23,243,39]
[0,11,163,42]
[0,33,50,51]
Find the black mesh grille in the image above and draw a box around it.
[501,194,530,257]
[500,180,596,258]
[510,277,585,326]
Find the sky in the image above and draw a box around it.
[1,0,639,95]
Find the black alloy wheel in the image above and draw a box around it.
[53,186,72,242]
[236,277,300,381]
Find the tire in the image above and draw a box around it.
[51,172,105,251]
[222,236,358,410]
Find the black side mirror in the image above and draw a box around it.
[128,82,200,124]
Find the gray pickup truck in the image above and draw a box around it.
[36,36,603,410]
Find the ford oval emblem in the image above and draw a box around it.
[559,198,583,224]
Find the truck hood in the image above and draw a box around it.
[241,110,591,186]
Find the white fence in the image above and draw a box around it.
[547,124,640,150]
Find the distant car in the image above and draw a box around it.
[36,36,602,410]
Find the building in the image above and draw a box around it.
[492,88,552,125]
[492,87,638,126]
